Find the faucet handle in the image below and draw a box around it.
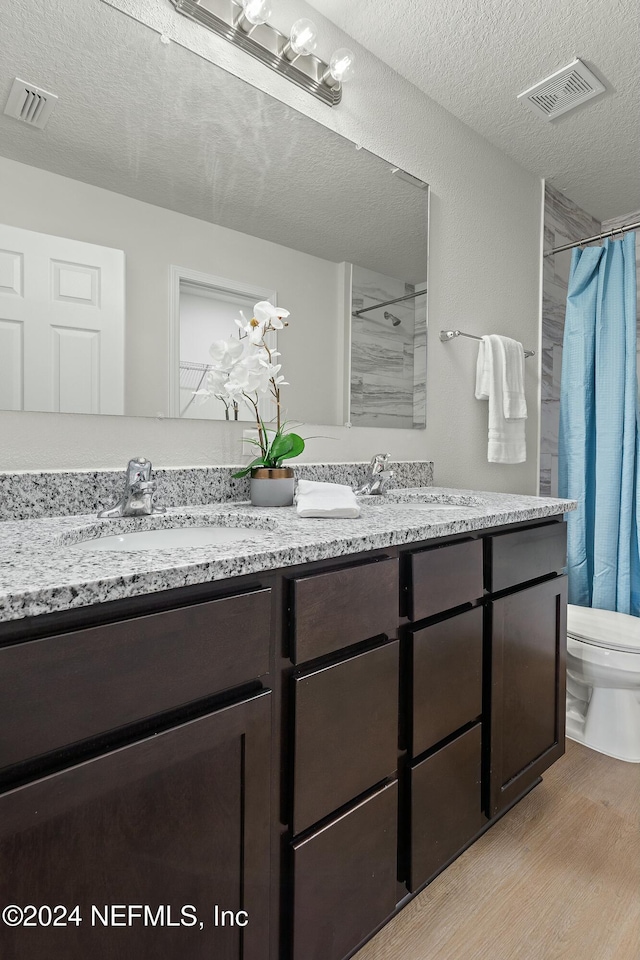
[370,453,391,473]
[126,456,152,486]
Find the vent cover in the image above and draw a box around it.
[518,59,606,121]
[3,78,59,129]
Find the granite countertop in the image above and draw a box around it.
[0,487,576,624]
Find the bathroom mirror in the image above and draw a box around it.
[0,0,428,428]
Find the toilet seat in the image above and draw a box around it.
[567,604,640,655]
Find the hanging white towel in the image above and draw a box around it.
[475,335,527,464]
[295,479,361,518]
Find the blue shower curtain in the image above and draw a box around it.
[559,232,640,616]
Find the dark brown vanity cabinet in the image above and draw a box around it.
[0,584,274,960]
[0,517,569,960]
[488,574,568,815]
[0,691,272,960]
[287,557,400,960]
[406,580,486,893]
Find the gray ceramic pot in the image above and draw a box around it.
[250,467,295,507]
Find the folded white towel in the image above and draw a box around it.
[475,335,527,464]
[296,479,361,518]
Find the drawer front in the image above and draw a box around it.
[292,780,398,960]
[412,607,483,757]
[291,557,398,663]
[409,724,485,892]
[0,588,272,771]
[409,539,483,622]
[490,521,567,593]
[292,640,399,834]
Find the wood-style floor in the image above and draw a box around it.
[354,741,640,960]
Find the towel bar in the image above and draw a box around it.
[440,329,535,358]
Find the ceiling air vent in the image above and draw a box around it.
[517,59,606,121]
[3,78,59,129]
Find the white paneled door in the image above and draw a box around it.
[0,224,125,414]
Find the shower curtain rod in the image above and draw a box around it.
[544,219,640,257]
[352,288,427,316]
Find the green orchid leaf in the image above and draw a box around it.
[268,432,295,463]
[232,455,267,479]
[276,433,305,462]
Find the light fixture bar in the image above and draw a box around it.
[171,0,342,106]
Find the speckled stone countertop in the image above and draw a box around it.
[0,487,576,624]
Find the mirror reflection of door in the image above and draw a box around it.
[175,274,276,423]
[0,223,125,415]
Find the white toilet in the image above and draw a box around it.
[566,604,640,762]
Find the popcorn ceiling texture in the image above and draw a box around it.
[308,0,640,220]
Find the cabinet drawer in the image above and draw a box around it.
[490,521,567,593]
[409,724,485,892]
[292,640,399,834]
[292,780,398,960]
[408,539,483,622]
[291,557,398,663]
[0,588,272,771]
[412,607,483,757]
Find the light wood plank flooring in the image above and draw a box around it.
[354,742,640,960]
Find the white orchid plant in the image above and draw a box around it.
[202,301,305,478]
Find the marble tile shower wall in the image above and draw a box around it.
[541,184,600,495]
[350,266,426,429]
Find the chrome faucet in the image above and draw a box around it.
[355,453,395,496]
[98,457,166,518]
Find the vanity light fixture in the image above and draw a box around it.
[235,0,272,32]
[322,47,356,88]
[282,18,319,61]
[170,0,354,106]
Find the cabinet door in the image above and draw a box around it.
[0,691,271,960]
[489,576,567,815]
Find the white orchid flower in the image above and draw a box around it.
[205,368,231,395]
[234,310,267,344]
[253,301,290,330]
[192,388,213,406]
[208,338,244,371]
[224,354,271,399]
[258,359,288,387]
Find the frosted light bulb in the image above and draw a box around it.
[289,18,318,56]
[240,0,272,26]
[329,47,356,83]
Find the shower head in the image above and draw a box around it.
[384,311,401,327]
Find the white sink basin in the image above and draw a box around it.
[71,526,264,552]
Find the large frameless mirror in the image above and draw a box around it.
[0,0,429,428]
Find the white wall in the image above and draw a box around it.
[0,157,342,425]
[0,0,542,493]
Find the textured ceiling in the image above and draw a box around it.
[0,0,428,281]
[307,0,640,221]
